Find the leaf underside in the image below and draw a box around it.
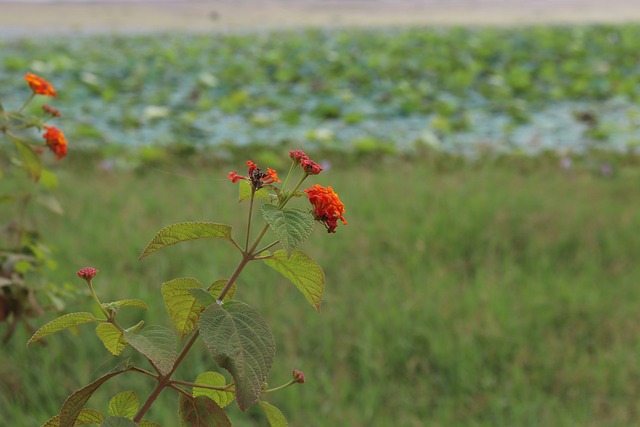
[178,395,231,427]
[199,302,276,411]
[261,204,314,255]
[123,326,177,375]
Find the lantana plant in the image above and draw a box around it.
[1,73,73,343]
[28,150,346,426]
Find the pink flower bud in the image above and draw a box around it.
[77,267,99,281]
[292,369,306,384]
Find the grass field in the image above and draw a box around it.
[2,153,640,426]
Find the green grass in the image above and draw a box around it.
[2,154,640,426]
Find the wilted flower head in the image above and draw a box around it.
[77,267,99,281]
[42,126,68,160]
[24,72,57,97]
[304,184,347,233]
[289,149,308,163]
[292,369,306,384]
[301,158,323,175]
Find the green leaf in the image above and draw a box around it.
[35,194,64,215]
[13,139,42,182]
[259,400,289,427]
[189,279,236,307]
[238,180,270,202]
[28,312,99,346]
[189,289,217,308]
[192,372,235,409]
[123,326,177,375]
[42,409,106,426]
[263,250,325,311]
[178,395,231,427]
[110,299,148,310]
[261,205,314,255]
[139,222,232,259]
[161,277,205,338]
[138,421,162,427]
[40,168,59,189]
[207,279,236,303]
[96,323,128,356]
[199,301,276,411]
[108,391,139,419]
[100,417,137,427]
[58,367,133,427]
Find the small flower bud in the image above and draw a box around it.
[42,104,61,117]
[292,369,306,384]
[77,267,99,281]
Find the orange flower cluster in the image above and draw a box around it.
[228,160,280,189]
[24,73,57,97]
[42,126,68,160]
[305,184,347,233]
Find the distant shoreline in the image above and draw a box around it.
[1,0,639,38]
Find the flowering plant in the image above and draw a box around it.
[28,150,346,426]
[0,74,73,343]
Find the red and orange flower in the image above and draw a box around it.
[305,184,347,233]
[24,73,57,97]
[42,126,68,160]
[228,160,280,189]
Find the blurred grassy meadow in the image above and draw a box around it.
[2,13,640,427]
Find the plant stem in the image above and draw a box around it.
[171,379,233,391]
[17,93,34,114]
[262,380,295,394]
[280,160,296,192]
[132,330,200,423]
[245,188,256,252]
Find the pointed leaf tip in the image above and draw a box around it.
[28,312,98,346]
[139,222,232,259]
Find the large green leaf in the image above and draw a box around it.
[123,326,177,375]
[139,222,232,259]
[259,400,289,427]
[263,250,325,311]
[42,409,105,426]
[161,278,205,338]
[178,395,231,427]
[192,372,235,409]
[58,367,132,427]
[28,312,99,346]
[13,139,42,182]
[96,323,128,356]
[199,302,275,411]
[107,391,139,419]
[238,180,270,202]
[100,417,137,427]
[261,205,314,255]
